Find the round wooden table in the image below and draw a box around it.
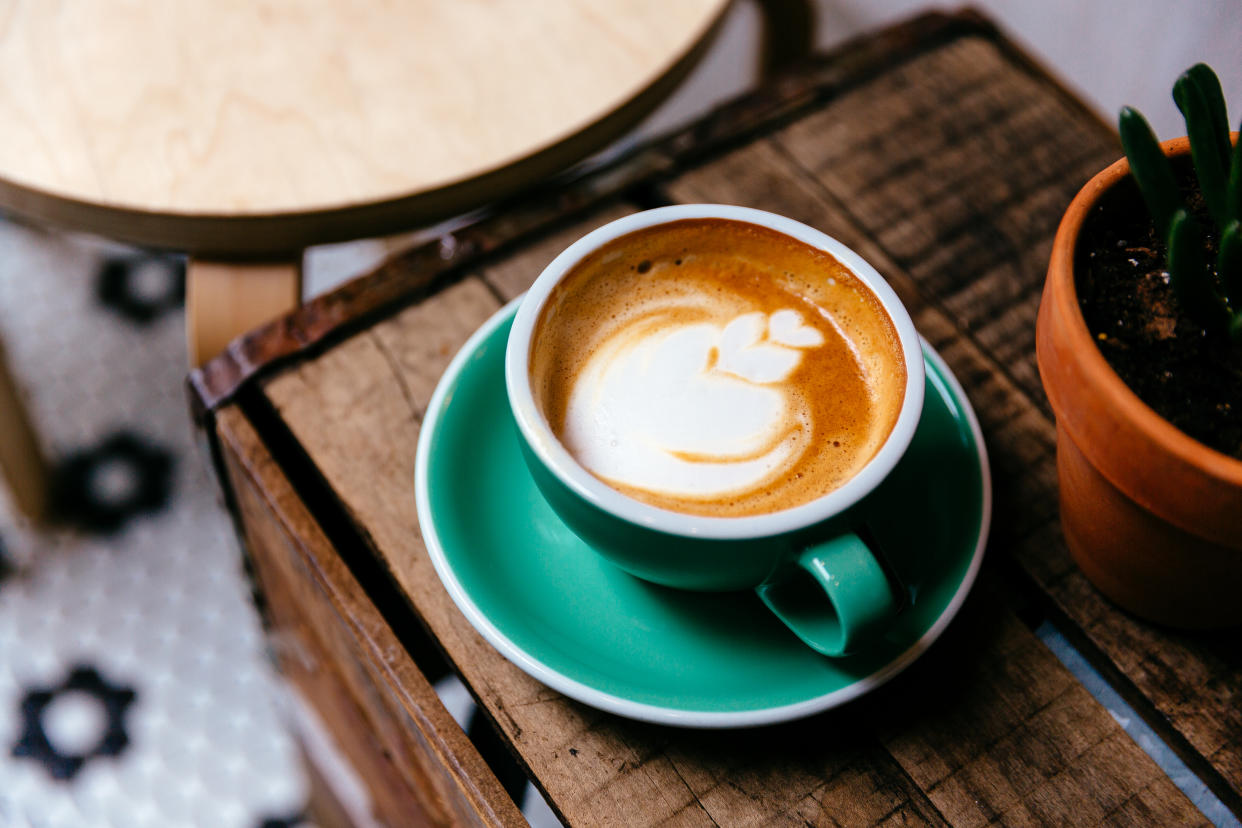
[0,0,728,521]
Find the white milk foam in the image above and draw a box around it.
[561,309,826,498]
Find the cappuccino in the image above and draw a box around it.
[529,219,906,518]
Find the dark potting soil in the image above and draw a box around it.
[1075,164,1242,459]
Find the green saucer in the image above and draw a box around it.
[416,300,990,728]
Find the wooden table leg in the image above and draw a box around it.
[755,0,814,78]
[0,332,49,523]
[187,258,303,368]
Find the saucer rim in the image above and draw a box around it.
[415,298,992,728]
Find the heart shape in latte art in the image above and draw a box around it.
[562,309,827,500]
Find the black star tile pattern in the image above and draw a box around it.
[12,665,137,781]
[50,431,175,534]
[1,215,308,823]
[96,254,186,325]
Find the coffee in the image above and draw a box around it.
[528,218,906,518]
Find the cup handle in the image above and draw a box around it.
[754,533,899,657]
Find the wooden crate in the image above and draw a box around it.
[193,11,1241,826]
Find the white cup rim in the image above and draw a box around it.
[504,205,925,540]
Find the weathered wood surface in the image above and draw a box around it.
[204,12,1242,826]
[666,28,1242,815]
[258,204,1202,824]
[739,34,1242,812]
[217,406,525,827]
[0,333,49,521]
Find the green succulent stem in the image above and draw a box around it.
[1120,63,1241,343]
[1119,106,1180,238]
[1220,220,1242,309]
[1167,209,1229,329]
[1174,66,1231,227]
[1184,64,1232,169]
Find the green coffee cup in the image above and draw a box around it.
[505,205,925,656]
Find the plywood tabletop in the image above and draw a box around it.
[0,0,726,252]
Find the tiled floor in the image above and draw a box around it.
[0,222,306,827]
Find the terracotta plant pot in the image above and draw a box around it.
[1036,135,1242,630]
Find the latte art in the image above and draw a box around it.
[563,310,824,498]
[530,219,906,517]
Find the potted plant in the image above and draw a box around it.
[1036,63,1242,629]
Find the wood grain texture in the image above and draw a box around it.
[752,35,1242,812]
[214,16,1242,825]
[479,203,638,301]
[662,99,1204,827]
[259,203,1203,823]
[186,258,303,367]
[867,593,1202,828]
[0,0,724,254]
[0,332,48,521]
[216,404,525,827]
